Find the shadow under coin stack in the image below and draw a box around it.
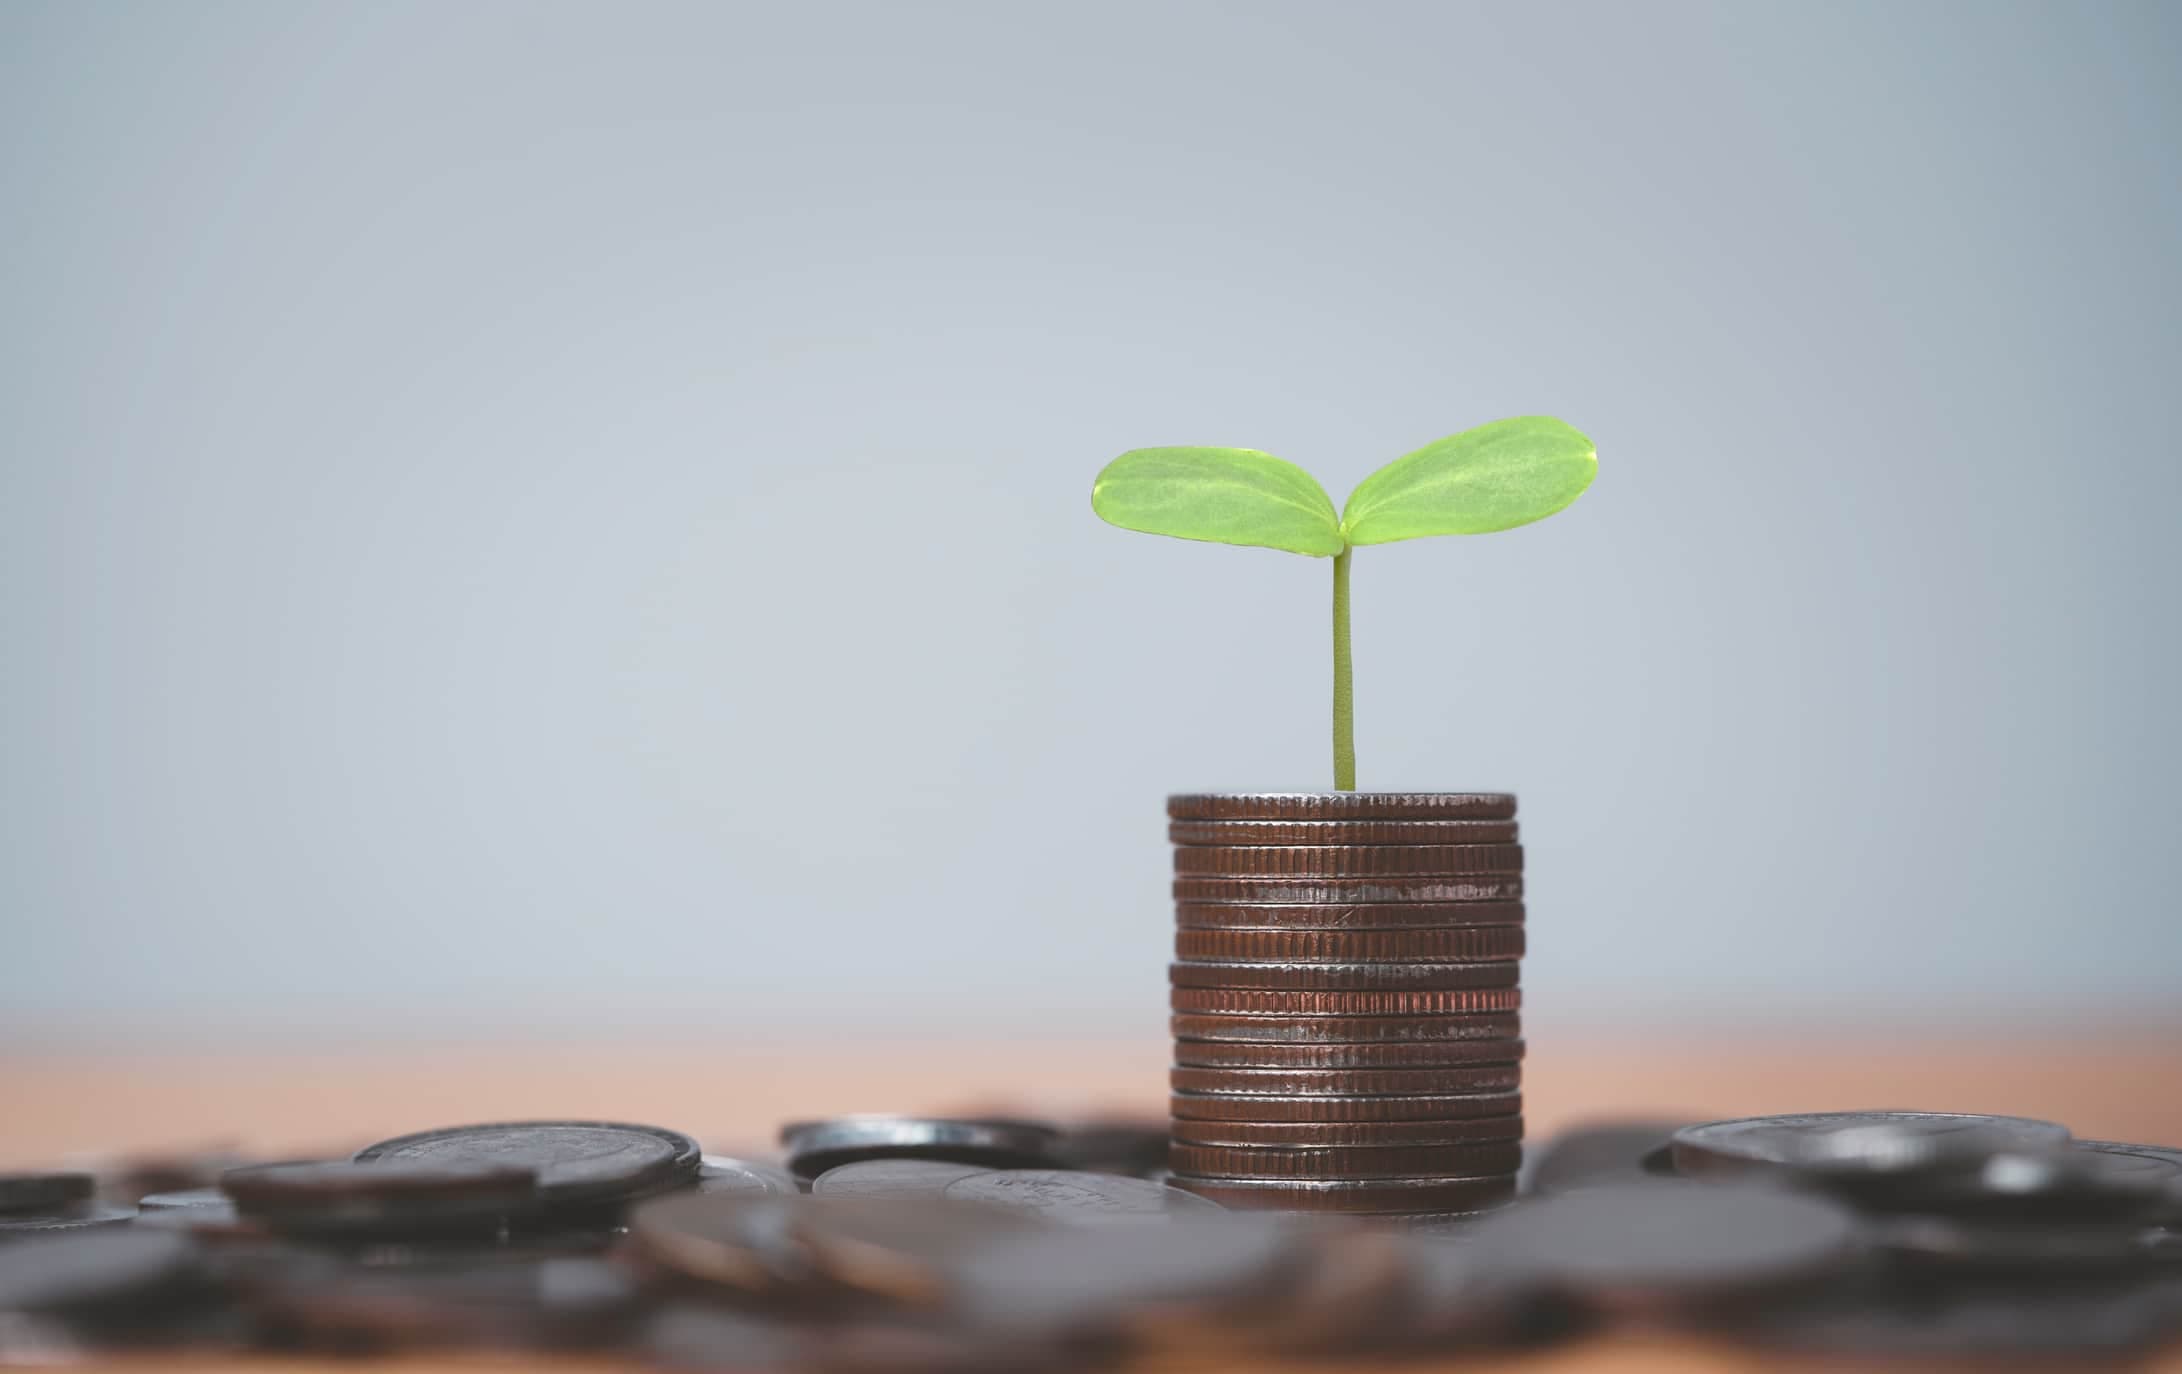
[1165,792,1526,1219]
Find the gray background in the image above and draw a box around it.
[4,0,2177,1043]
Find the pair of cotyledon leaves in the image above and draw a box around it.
[1091,415,1595,556]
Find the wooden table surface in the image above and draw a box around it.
[5,1028,2180,1372]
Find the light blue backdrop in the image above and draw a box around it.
[4,0,2177,1039]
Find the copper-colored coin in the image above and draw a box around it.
[1174,845,1524,878]
[1171,1116,1526,1149]
[1172,1091,1522,1124]
[1173,1038,1526,1070]
[1176,927,1526,964]
[1172,1012,1521,1044]
[1177,902,1525,931]
[1167,1173,1518,1213]
[1170,961,1520,992]
[1169,819,1519,846]
[1168,794,1516,821]
[1175,877,1524,905]
[1170,1065,1521,1097]
[1168,1141,1522,1180]
[1171,987,1522,1017]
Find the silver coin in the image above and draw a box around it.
[811,1159,994,1201]
[1671,1112,2071,1179]
[943,1170,1222,1224]
[778,1116,1056,1180]
[353,1121,700,1205]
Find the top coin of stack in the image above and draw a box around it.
[1164,793,1526,1216]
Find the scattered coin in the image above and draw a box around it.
[1172,1037,1526,1070]
[1741,1273,2182,1358]
[694,1156,799,1198]
[1174,876,1526,905]
[812,1160,994,1201]
[1872,1213,2174,1273]
[1170,960,1520,992]
[0,1173,96,1217]
[943,1213,1309,1345]
[1176,901,1525,930]
[1169,1141,1524,1180]
[1671,1112,2073,1180]
[791,1196,1043,1306]
[943,1170,1222,1224]
[1466,1180,1862,1316]
[1167,794,1516,821]
[1169,1174,1518,1214]
[779,1117,1058,1180]
[1175,927,1526,963]
[0,1229,199,1313]
[1172,1090,1523,1124]
[0,1206,138,1237]
[1171,1064,1522,1097]
[220,1161,539,1236]
[135,1187,232,1213]
[1171,986,1522,1017]
[1168,818,1520,846]
[1170,1117,1527,1150]
[1171,1012,1521,1043]
[354,1122,700,1208]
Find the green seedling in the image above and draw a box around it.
[1092,416,1596,790]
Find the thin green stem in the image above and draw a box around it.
[1332,546,1355,791]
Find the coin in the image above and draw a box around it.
[136,1187,232,1213]
[0,1205,137,1237]
[0,1228,198,1312]
[694,1156,799,1198]
[943,1170,1222,1223]
[0,1173,96,1216]
[1174,845,1526,878]
[1170,1065,1521,1097]
[1169,1142,1523,1180]
[1168,1174,1518,1214]
[1739,1272,2182,1358]
[1671,1112,2073,1179]
[1177,902,1525,930]
[221,1161,539,1235]
[791,1196,1043,1305]
[1172,1091,1522,1124]
[1172,1012,1521,1044]
[1174,877,1525,904]
[625,1193,811,1297]
[1171,1117,1525,1149]
[353,1121,700,1207]
[1176,927,1526,963]
[1171,987,1522,1017]
[1465,1180,1861,1315]
[1169,819,1520,846]
[1170,961,1520,992]
[1871,1213,2176,1273]
[778,1116,1058,1180]
[1168,794,1516,821]
[942,1213,1310,1344]
[811,1160,993,1201]
[1173,1038,1525,1070]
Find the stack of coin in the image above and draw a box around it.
[1164,793,1526,1216]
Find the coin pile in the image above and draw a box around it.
[5,1111,2182,1364]
[1164,792,1527,1215]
